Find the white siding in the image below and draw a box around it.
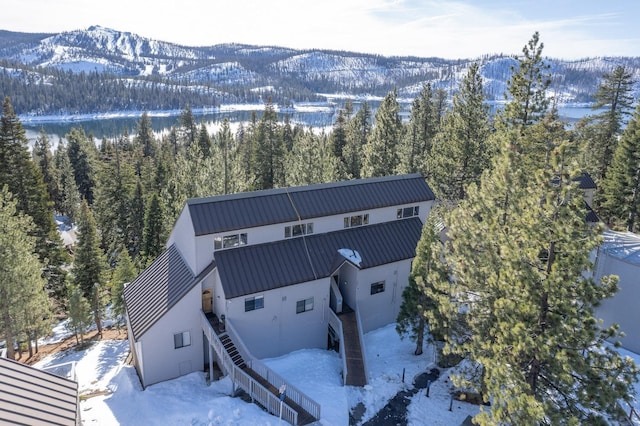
[356,259,412,333]
[167,206,198,273]
[210,201,434,256]
[595,252,640,354]
[225,279,330,359]
[137,284,204,387]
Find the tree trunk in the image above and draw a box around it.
[415,316,425,355]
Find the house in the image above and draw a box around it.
[0,358,80,425]
[123,173,435,398]
[594,230,640,354]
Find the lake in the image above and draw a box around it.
[21,100,599,146]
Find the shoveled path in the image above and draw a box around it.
[360,367,440,426]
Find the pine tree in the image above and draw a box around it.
[362,90,402,178]
[32,129,60,210]
[55,143,81,224]
[179,104,197,148]
[252,98,285,189]
[196,122,212,157]
[134,111,156,158]
[66,127,97,204]
[0,97,65,300]
[397,84,437,175]
[343,101,371,179]
[581,65,635,182]
[600,103,640,231]
[0,187,49,360]
[215,118,236,194]
[397,214,449,355]
[72,200,106,336]
[93,142,136,262]
[142,192,165,263]
[128,180,145,259]
[429,63,492,201]
[285,128,323,186]
[437,127,637,425]
[502,32,550,131]
[66,284,92,345]
[109,249,137,327]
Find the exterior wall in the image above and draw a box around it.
[356,259,413,333]
[194,235,214,276]
[167,207,198,273]
[210,201,434,259]
[338,263,360,310]
[594,252,640,353]
[224,278,331,359]
[137,284,204,387]
[125,317,145,386]
[213,269,227,317]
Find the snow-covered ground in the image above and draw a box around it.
[34,323,480,425]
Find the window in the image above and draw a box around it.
[370,281,385,295]
[296,297,314,314]
[245,295,264,312]
[284,223,314,238]
[397,206,420,219]
[215,233,248,250]
[174,331,191,349]
[344,213,369,228]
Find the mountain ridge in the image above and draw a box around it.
[0,26,639,116]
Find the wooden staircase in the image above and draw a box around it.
[338,308,367,387]
[203,312,319,425]
[220,334,247,369]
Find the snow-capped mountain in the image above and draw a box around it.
[0,26,638,116]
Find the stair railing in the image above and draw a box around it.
[200,311,298,424]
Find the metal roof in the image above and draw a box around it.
[123,245,198,340]
[187,174,434,236]
[0,357,79,426]
[575,172,596,189]
[215,218,423,299]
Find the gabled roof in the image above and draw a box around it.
[215,218,423,299]
[124,245,202,340]
[187,174,434,236]
[575,172,596,189]
[0,357,79,426]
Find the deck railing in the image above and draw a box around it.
[225,317,321,421]
[354,307,369,384]
[328,309,348,386]
[200,311,298,425]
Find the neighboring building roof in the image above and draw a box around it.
[585,202,600,223]
[575,172,596,189]
[215,218,423,299]
[187,174,435,236]
[0,357,79,426]
[600,230,640,265]
[124,245,198,340]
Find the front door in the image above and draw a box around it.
[202,289,213,313]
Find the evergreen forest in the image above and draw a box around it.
[1,31,639,425]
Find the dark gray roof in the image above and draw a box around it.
[188,174,434,236]
[215,218,423,299]
[0,357,78,426]
[124,245,198,340]
[575,172,596,189]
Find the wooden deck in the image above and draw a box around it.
[205,313,317,425]
[338,310,367,387]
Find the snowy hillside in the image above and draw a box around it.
[0,26,639,115]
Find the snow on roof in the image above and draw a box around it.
[601,230,640,265]
[338,248,362,267]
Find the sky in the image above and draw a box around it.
[3,0,639,59]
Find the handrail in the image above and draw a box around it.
[226,317,322,421]
[200,312,298,425]
[354,307,369,384]
[328,309,348,386]
[224,316,254,368]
